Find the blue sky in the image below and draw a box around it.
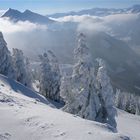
[0,0,140,15]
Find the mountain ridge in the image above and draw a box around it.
[1,8,54,24]
[48,5,140,18]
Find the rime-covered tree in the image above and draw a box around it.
[25,57,33,86]
[115,90,140,115]
[39,53,52,97]
[74,33,90,62]
[60,73,72,103]
[115,89,127,110]
[136,98,140,115]
[63,33,100,120]
[0,32,15,78]
[96,58,117,128]
[47,50,61,101]
[47,50,60,73]
[39,52,60,102]
[61,33,117,128]
[12,48,32,87]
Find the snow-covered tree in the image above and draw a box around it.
[60,74,72,102]
[47,50,61,101]
[61,33,117,128]
[96,58,117,128]
[39,53,52,97]
[136,97,140,115]
[47,50,60,73]
[39,52,60,102]
[63,33,101,121]
[0,32,15,78]
[115,89,126,110]
[25,57,33,86]
[74,33,90,62]
[12,48,32,87]
[115,90,140,115]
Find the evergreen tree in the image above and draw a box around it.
[63,33,100,121]
[25,57,33,87]
[39,52,60,102]
[47,50,61,101]
[0,32,15,78]
[115,90,140,115]
[96,58,117,128]
[12,48,32,87]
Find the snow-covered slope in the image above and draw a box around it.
[0,74,134,140]
[0,74,51,105]
[117,109,140,140]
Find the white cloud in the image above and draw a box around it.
[51,15,102,23]
[51,15,110,33]
[103,13,139,24]
[0,18,47,33]
[52,13,139,34]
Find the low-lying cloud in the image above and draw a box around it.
[0,18,75,62]
[0,13,140,63]
[51,15,102,23]
[52,13,140,35]
[0,18,47,33]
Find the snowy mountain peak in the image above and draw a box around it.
[23,9,32,13]
[5,8,20,13]
[1,8,55,24]
[23,9,42,16]
[1,8,22,18]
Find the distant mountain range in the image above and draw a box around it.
[1,8,54,24]
[1,5,140,24]
[48,5,140,18]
